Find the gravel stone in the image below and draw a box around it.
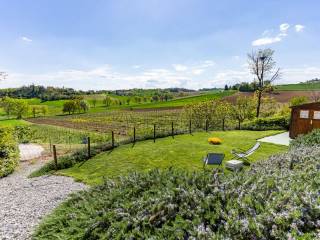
[0,145,87,240]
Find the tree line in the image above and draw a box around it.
[0,97,48,119]
[183,96,256,130]
[0,85,93,101]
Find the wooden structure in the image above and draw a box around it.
[289,102,320,138]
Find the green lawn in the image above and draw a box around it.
[59,130,287,185]
[0,119,31,127]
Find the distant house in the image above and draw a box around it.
[289,102,320,138]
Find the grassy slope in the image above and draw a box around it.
[275,82,320,91]
[59,130,287,185]
[128,90,236,109]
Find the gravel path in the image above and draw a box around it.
[19,144,44,161]
[0,145,87,240]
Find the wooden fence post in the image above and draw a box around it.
[189,120,192,134]
[49,138,52,153]
[153,124,156,143]
[171,122,174,138]
[111,131,115,148]
[87,136,91,158]
[53,145,58,170]
[133,127,136,143]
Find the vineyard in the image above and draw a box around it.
[27,109,211,139]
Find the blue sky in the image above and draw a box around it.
[0,0,319,90]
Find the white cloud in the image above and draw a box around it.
[2,64,320,90]
[199,60,215,68]
[132,65,142,69]
[191,69,205,75]
[2,60,214,90]
[295,24,305,32]
[209,65,320,87]
[279,23,290,32]
[172,64,188,72]
[252,36,282,46]
[1,60,218,90]
[21,36,32,42]
[252,23,293,46]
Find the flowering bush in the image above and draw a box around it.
[0,127,19,178]
[208,137,222,145]
[33,131,320,239]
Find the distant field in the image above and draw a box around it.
[275,82,320,91]
[0,90,236,120]
[224,90,320,103]
[129,90,236,109]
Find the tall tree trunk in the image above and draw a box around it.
[222,119,225,131]
[238,119,241,130]
[256,90,262,118]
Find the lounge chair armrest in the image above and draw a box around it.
[231,148,245,154]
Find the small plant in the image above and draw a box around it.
[208,137,222,145]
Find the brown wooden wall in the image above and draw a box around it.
[289,103,320,138]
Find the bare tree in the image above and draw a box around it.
[0,72,8,81]
[311,91,320,102]
[248,49,280,117]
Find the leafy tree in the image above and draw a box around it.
[32,106,39,118]
[1,97,15,118]
[164,93,173,101]
[79,100,90,112]
[183,101,217,129]
[12,99,29,119]
[134,96,142,104]
[63,100,77,115]
[248,48,280,117]
[224,84,229,91]
[41,105,48,116]
[215,100,232,130]
[289,96,309,107]
[103,96,112,108]
[232,96,255,129]
[152,95,159,102]
[126,98,131,105]
[91,98,98,108]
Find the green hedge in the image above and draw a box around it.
[0,127,19,178]
[33,143,320,239]
[242,116,290,131]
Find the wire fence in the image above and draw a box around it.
[40,117,226,169]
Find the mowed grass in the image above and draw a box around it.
[59,130,287,185]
